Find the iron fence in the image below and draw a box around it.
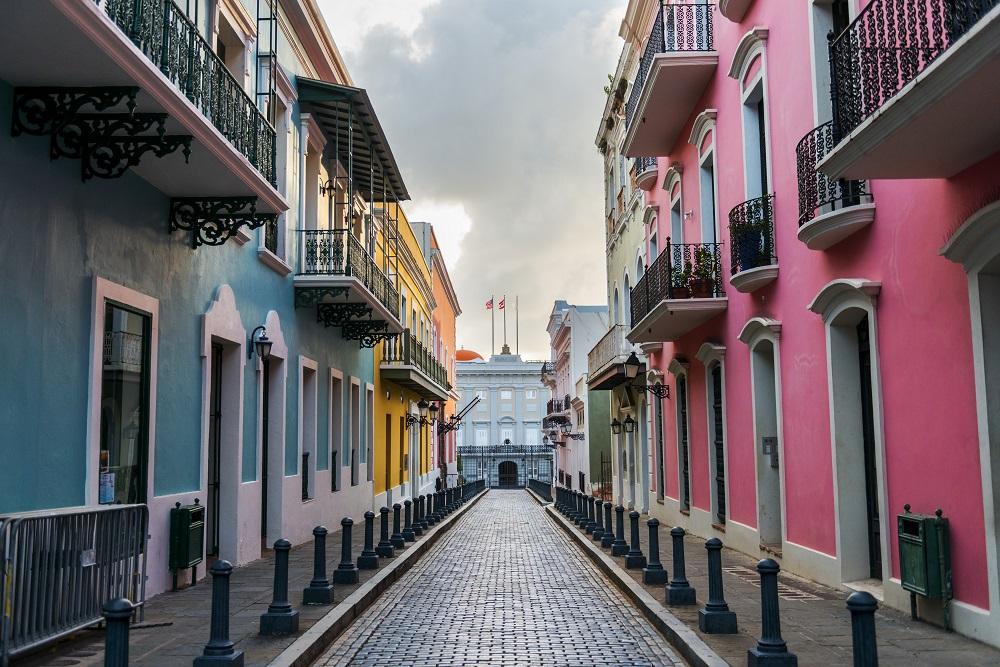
[796,121,871,225]
[0,504,148,663]
[626,2,715,128]
[635,156,657,174]
[102,0,276,184]
[527,478,552,502]
[630,241,725,325]
[297,229,400,317]
[729,194,776,276]
[829,0,998,140]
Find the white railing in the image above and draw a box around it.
[587,324,634,378]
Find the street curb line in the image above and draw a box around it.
[268,489,490,667]
[525,488,550,505]
[544,503,728,667]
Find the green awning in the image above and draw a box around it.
[296,77,410,201]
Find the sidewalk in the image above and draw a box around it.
[15,496,480,667]
[547,498,1000,666]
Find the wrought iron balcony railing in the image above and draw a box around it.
[297,229,400,317]
[458,444,553,456]
[103,0,276,184]
[588,324,633,379]
[729,194,777,275]
[625,2,715,128]
[829,0,998,140]
[636,156,657,173]
[630,241,725,325]
[546,396,571,416]
[796,122,871,225]
[382,328,450,391]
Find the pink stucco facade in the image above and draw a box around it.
[605,0,1000,644]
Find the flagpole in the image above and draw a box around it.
[503,295,507,347]
[491,295,495,356]
[516,295,519,355]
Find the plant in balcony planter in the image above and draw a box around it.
[670,262,692,299]
[689,246,717,298]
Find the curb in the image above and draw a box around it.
[544,503,728,667]
[268,489,489,667]
[525,487,550,505]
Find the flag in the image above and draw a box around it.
[486,297,494,310]
[499,296,505,310]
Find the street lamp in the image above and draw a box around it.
[623,415,636,433]
[611,418,622,435]
[248,326,272,360]
[624,351,641,379]
[560,421,571,434]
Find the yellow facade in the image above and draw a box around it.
[372,204,439,498]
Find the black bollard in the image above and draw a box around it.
[102,598,133,667]
[391,503,406,549]
[601,502,615,548]
[426,492,439,526]
[847,591,879,667]
[585,496,598,534]
[666,527,697,605]
[611,505,628,556]
[592,497,606,542]
[303,526,334,604]
[699,538,737,633]
[333,517,359,584]
[747,558,797,666]
[260,539,300,635]
[577,493,587,527]
[642,518,667,584]
[376,506,395,557]
[415,495,427,533]
[358,511,379,569]
[402,499,416,541]
[625,511,647,569]
[195,560,243,665]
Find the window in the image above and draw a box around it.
[699,148,718,244]
[670,192,683,244]
[475,428,488,446]
[350,381,360,486]
[401,294,408,329]
[576,408,585,427]
[525,429,538,446]
[649,233,658,262]
[501,427,513,444]
[810,0,851,124]
[365,386,374,482]
[99,303,151,504]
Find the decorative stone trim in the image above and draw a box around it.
[737,317,781,345]
[727,26,769,80]
[688,108,718,148]
[695,342,726,365]
[806,279,881,319]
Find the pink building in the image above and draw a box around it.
[603,0,1000,646]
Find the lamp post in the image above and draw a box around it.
[248,326,272,360]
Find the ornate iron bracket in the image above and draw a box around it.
[169,197,277,248]
[11,87,138,137]
[341,319,397,348]
[316,302,372,328]
[82,133,191,180]
[294,286,348,309]
[51,113,167,160]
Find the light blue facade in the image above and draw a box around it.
[0,80,371,511]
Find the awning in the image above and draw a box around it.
[296,77,410,201]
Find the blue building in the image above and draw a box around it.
[0,0,409,597]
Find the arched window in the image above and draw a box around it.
[613,287,621,325]
[623,273,632,328]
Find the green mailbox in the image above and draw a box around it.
[898,505,952,627]
[169,501,205,589]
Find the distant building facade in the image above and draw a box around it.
[455,348,552,487]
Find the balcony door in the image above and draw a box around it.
[207,344,223,558]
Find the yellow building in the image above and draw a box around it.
[372,205,452,506]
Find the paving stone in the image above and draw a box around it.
[316,491,683,666]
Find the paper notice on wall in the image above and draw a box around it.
[99,472,115,504]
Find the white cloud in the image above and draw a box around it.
[317,0,624,358]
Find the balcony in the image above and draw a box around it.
[729,194,778,293]
[627,241,727,344]
[0,0,284,215]
[587,325,642,390]
[796,122,875,250]
[820,0,1000,179]
[623,2,717,157]
[546,396,571,417]
[719,0,753,22]
[380,329,450,401]
[635,156,658,191]
[294,229,402,346]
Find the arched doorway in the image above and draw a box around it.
[498,460,518,488]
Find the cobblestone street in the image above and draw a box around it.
[316,490,684,666]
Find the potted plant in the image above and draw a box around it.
[671,262,692,299]
[690,246,717,298]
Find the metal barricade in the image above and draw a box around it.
[0,504,148,664]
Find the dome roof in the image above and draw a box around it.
[456,348,484,362]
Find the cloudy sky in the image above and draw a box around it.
[318,0,622,359]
